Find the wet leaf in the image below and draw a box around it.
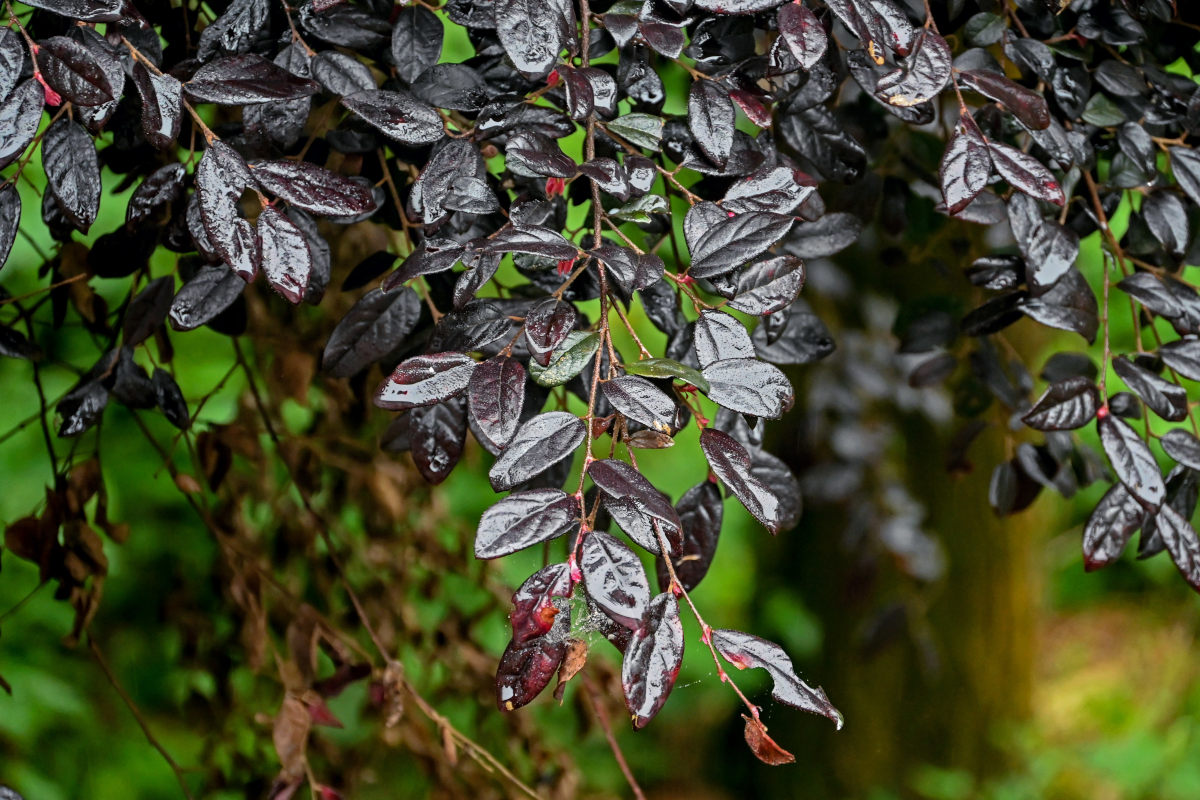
[690,212,793,279]
[1156,504,1200,592]
[940,114,992,216]
[875,29,951,107]
[468,356,526,449]
[689,79,735,167]
[251,161,377,218]
[489,412,585,491]
[35,36,113,107]
[1082,482,1144,571]
[391,6,444,85]
[23,0,121,21]
[694,310,755,367]
[1020,377,1098,431]
[711,629,841,726]
[341,89,445,146]
[123,277,175,347]
[1160,338,1200,381]
[476,489,580,558]
[495,0,568,79]
[606,113,665,151]
[376,353,477,410]
[198,0,270,61]
[259,207,312,304]
[656,481,722,592]
[957,69,1051,130]
[323,288,422,378]
[168,265,245,331]
[131,63,182,150]
[988,141,1064,205]
[0,184,20,270]
[524,298,577,367]
[510,563,572,644]
[777,2,827,71]
[727,255,805,316]
[590,459,682,545]
[581,530,651,630]
[186,54,320,104]
[621,593,684,728]
[700,428,783,534]
[408,398,468,484]
[702,357,793,419]
[0,81,44,169]
[625,358,710,393]
[496,632,567,711]
[1162,429,1200,471]
[1098,414,1165,508]
[1113,356,1188,422]
[530,331,600,387]
[42,118,101,231]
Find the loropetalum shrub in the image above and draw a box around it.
[2,0,1200,784]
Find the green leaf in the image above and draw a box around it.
[529,330,600,387]
[606,114,665,151]
[612,194,669,223]
[1081,93,1124,127]
[625,358,710,393]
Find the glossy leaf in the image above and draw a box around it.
[700,428,783,534]
[688,79,735,167]
[694,310,755,368]
[42,118,100,231]
[702,358,793,419]
[529,331,600,387]
[1082,482,1144,571]
[581,530,651,630]
[391,6,444,84]
[376,353,476,411]
[690,212,793,279]
[603,376,676,433]
[251,161,377,217]
[940,115,992,216]
[1113,357,1188,422]
[777,2,827,71]
[35,36,113,107]
[475,489,580,559]
[589,459,682,542]
[131,64,183,150]
[258,207,312,304]
[489,412,585,491]
[510,563,572,644]
[728,255,806,316]
[1098,414,1165,508]
[625,358,710,393]
[468,356,526,449]
[322,288,422,378]
[1020,377,1098,431]
[875,29,951,107]
[988,141,1064,206]
[712,629,841,726]
[0,81,44,170]
[656,481,722,592]
[621,593,684,728]
[186,54,320,104]
[496,632,567,711]
[341,90,445,146]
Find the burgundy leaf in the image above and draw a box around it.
[700,428,784,534]
[711,629,841,726]
[35,36,113,107]
[391,5,444,85]
[1155,503,1200,592]
[132,63,183,150]
[489,411,585,491]
[940,114,992,216]
[690,212,794,279]
[1159,338,1200,382]
[1020,377,1097,431]
[186,54,320,104]
[123,276,175,347]
[487,225,579,261]
[701,357,793,419]
[495,0,569,79]
[728,255,805,316]
[496,632,567,712]
[168,264,245,331]
[258,207,312,304]
[250,160,377,218]
[0,184,20,271]
[1098,414,1165,508]
[988,141,1064,206]
[322,287,422,378]
[1112,356,1188,422]
[341,89,445,146]
[197,0,270,61]
[957,69,1051,131]
[689,79,736,167]
[589,459,682,542]
[778,3,827,71]
[0,80,44,169]
[656,481,722,592]
[602,375,676,433]
[510,563,572,644]
[621,592,684,728]
[581,530,651,630]
[1082,482,1144,571]
[376,352,477,410]
[875,29,951,107]
[694,310,755,368]
[408,398,468,484]
[23,0,122,21]
[468,356,527,449]
[1162,428,1200,471]
[41,117,101,231]
[475,489,580,559]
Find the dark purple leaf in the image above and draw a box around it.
[510,563,572,644]
[35,36,113,107]
[468,356,526,449]
[1098,414,1165,508]
[496,632,566,711]
[940,114,992,216]
[487,225,579,261]
[1170,147,1200,209]
[875,29,951,107]
[656,481,722,592]
[0,81,44,169]
[621,592,683,728]
[250,160,377,218]
[728,255,805,316]
[258,207,311,304]
[197,0,270,61]
[581,530,651,630]
[322,287,422,378]
[1008,195,1079,292]
[783,212,862,259]
[376,352,477,410]
[123,276,175,347]
[580,159,631,202]
[391,5,444,84]
[777,2,827,71]
[1019,268,1097,343]
[475,489,580,558]
[41,117,100,231]
[1113,356,1188,422]
[0,29,20,104]
[589,459,682,542]
[694,310,754,367]
[408,398,468,484]
[1159,338,1200,381]
[693,0,785,13]
[1082,482,1144,571]
[722,165,816,216]
[411,63,491,112]
[186,54,320,104]
[384,239,465,289]
[311,51,375,96]
[702,357,793,418]
[0,184,20,270]
[700,428,783,534]
[957,69,1051,131]
[168,264,245,331]
[1162,428,1200,471]
[152,368,189,429]
[711,629,841,726]
[195,141,259,280]
[489,411,585,491]
[495,0,568,79]
[341,89,445,146]
[1143,192,1189,256]
[690,212,793,279]
[1156,503,1200,592]
[1020,377,1098,431]
[131,63,182,150]
[23,0,122,22]
[988,141,1064,205]
[689,79,735,167]
[602,375,676,433]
